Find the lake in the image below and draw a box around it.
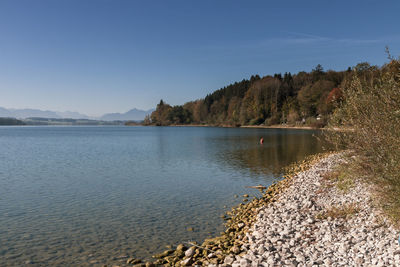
[0,126,324,266]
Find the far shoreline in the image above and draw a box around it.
[140,124,322,130]
[240,124,316,130]
[137,123,349,131]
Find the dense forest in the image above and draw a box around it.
[148,63,376,127]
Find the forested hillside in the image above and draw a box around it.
[148,63,375,127]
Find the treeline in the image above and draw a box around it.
[148,65,345,127]
[0,117,25,125]
[23,117,123,126]
[148,63,379,127]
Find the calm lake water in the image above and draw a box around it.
[0,126,324,266]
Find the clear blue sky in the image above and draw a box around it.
[0,0,399,116]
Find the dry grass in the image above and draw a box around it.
[321,162,355,193]
[317,203,360,220]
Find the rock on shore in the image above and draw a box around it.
[220,154,400,267]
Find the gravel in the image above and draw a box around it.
[218,154,400,267]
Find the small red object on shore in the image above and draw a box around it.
[260,137,264,144]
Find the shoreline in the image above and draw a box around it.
[135,153,399,266]
[143,124,322,130]
[227,153,399,266]
[137,154,332,266]
[240,125,317,130]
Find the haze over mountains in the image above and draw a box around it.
[99,108,154,121]
[0,107,154,121]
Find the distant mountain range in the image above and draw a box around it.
[100,108,154,121]
[0,107,154,121]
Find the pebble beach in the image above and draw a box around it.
[141,153,400,267]
[225,153,400,267]
[127,153,399,266]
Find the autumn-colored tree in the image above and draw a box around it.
[147,65,357,127]
[297,80,335,117]
[151,99,172,126]
[226,97,242,126]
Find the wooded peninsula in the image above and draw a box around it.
[146,63,376,128]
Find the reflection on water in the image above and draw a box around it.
[220,130,324,178]
[0,126,324,266]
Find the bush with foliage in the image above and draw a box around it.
[327,59,400,224]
